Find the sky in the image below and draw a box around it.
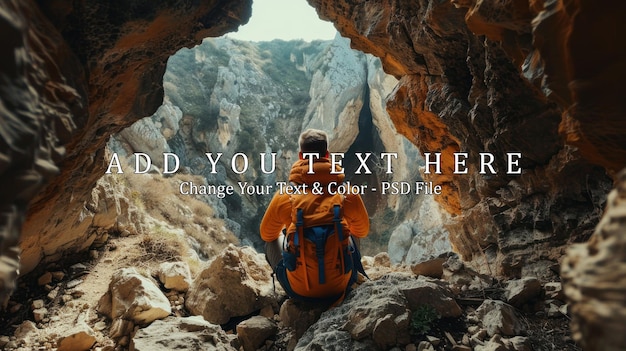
[226,0,337,42]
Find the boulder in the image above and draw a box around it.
[132,316,237,351]
[474,300,524,337]
[98,268,171,324]
[236,316,278,351]
[185,245,283,324]
[157,261,192,292]
[56,321,96,351]
[410,253,454,279]
[504,277,541,307]
[279,299,326,339]
[400,276,462,318]
[297,273,461,350]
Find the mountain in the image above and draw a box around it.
[109,35,451,259]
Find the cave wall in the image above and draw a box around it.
[308,0,618,279]
[308,0,625,347]
[0,0,251,307]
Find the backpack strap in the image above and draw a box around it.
[350,239,370,280]
[332,204,346,274]
[333,205,344,241]
[295,208,310,291]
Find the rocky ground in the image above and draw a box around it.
[0,231,579,351]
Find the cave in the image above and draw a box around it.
[1,0,626,350]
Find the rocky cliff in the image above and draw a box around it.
[110,35,449,258]
[307,0,625,347]
[308,0,615,281]
[0,0,252,307]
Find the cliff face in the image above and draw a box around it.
[0,0,251,306]
[110,36,449,258]
[307,0,625,347]
[307,0,614,280]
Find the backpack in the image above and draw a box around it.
[274,186,368,304]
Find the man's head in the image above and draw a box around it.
[298,129,328,157]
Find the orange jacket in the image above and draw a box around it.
[260,157,369,298]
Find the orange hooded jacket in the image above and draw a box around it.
[260,157,369,299]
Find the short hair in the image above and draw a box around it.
[299,129,328,155]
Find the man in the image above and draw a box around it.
[260,129,369,303]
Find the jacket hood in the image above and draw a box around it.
[288,158,345,185]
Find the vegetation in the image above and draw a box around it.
[118,172,238,266]
[257,39,322,93]
[410,304,440,336]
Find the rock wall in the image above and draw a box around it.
[308,0,626,346]
[307,0,615,279]
[0,0,252,307]
[561,170,626,351]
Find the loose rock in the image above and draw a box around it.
[236,316,278,351]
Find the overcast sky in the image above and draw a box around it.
[226,0,337,42]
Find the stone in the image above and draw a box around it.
[157,261,192,292]
[0,336,9,348]
[417,341,435,351]
[33,308,47,322]
[474,340,507,351]
[100,268,171,324]
[94,321,107,331]
[51,271,65,281]
[47,287,59,300]
[474,300,524,337]
[442,255,493,291]
[38,272,52,286]
[470,329,488,346]
[132,316,237,351]
[31,299,45,309]
[559,304,569,317]
[401,276,462,318]
[373,252,392,267]
[543,282,564,301]
[546,302,561,318]
[507,336,531,351]
[185,245,283,324]
[297,273,457,349]
[372,314,398,349]
[57,322,96,351]
[504,277,542,307]
[426,335,441,346]
[410,257,447,279]
[279,299,327,339]
[236,316,278,351]
[66,279,83,288]
[70,263,88,273]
